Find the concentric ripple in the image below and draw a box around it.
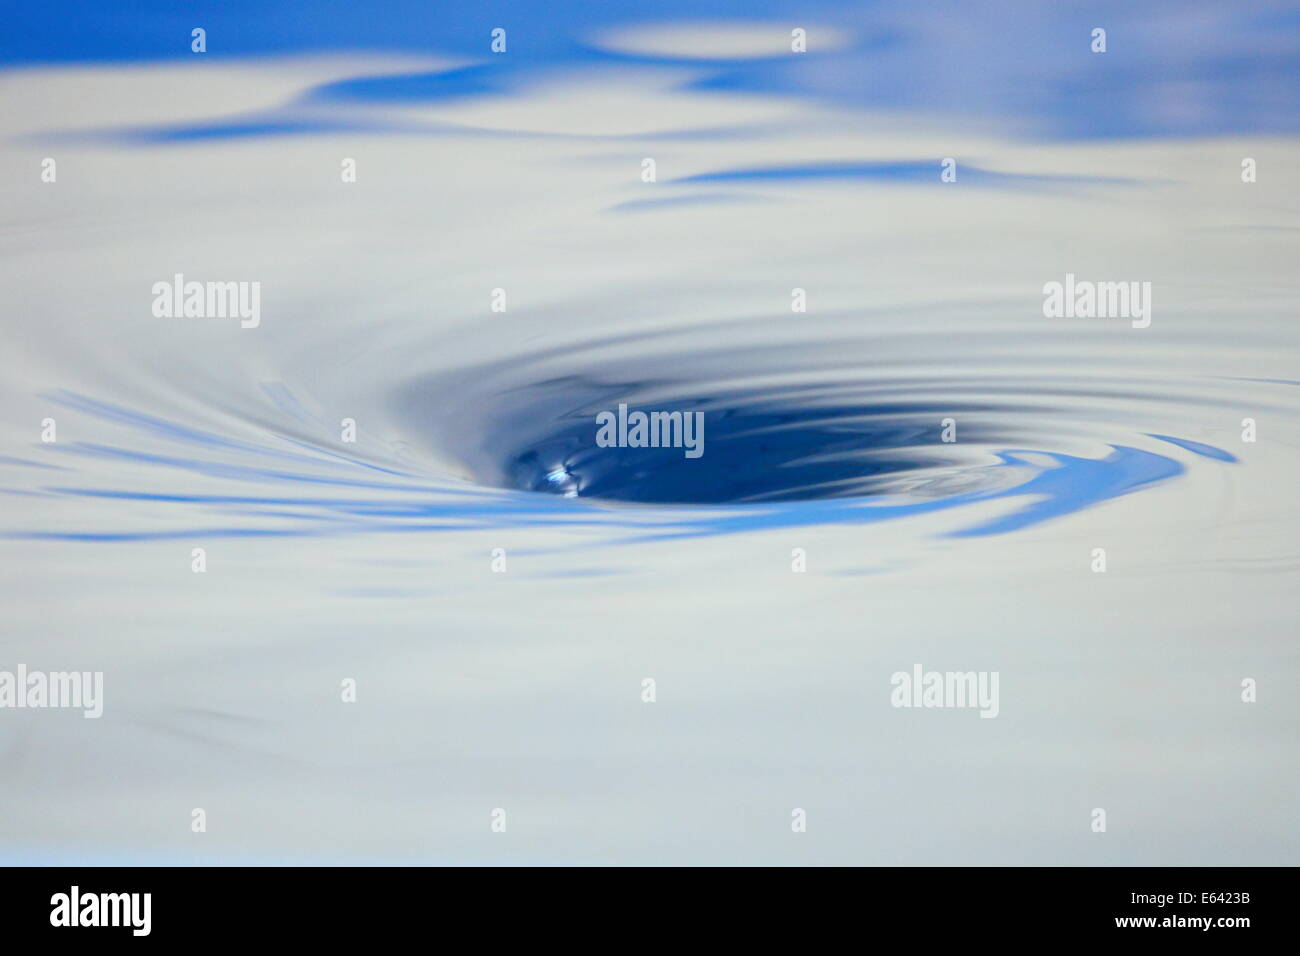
[388,314,1269,536]
[7,307,1287,544]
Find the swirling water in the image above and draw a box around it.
[2,2,1299,864]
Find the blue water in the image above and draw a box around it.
[2,1,1299,865]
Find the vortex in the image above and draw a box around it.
[392,315,1254,534]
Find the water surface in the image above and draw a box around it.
[2,1,1298,864]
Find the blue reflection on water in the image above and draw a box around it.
[4,391,1239,543]
[0,2,1284,546]
[673,161,1139,189]
[7,1,1298,141]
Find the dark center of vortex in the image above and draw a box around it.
[504,401,1002,505]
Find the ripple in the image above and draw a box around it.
[391,317,1261,535]
[6,297,1286,545]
